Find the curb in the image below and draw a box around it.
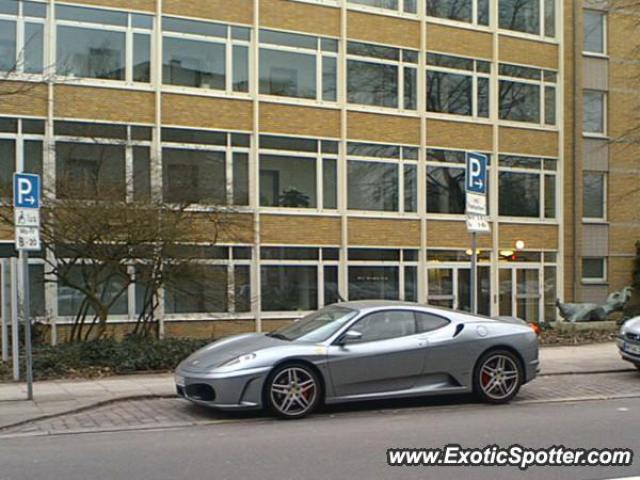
[0,393,176,433]
[539,368,636,376]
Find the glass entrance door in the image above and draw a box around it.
[499,266,542,323]
[428,265,491,315]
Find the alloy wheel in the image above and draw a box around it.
[479,354,520,401]
[269,366,318,417]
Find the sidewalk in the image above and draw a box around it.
[0,341,631,430]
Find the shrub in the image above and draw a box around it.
[1,336,210,381]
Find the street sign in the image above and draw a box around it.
[466,214,491,233]
[13,173,41,253]
[465,152,488,195]
[12,173,40,400]
[13,173,40,209]
[466,193,487,216]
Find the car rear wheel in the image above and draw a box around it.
[265,363,321,419]
[474,349,523,404]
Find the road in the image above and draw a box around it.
[1,395,639,480]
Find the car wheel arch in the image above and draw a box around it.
[474,345,526,377]
[263,359,327,404]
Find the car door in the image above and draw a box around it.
[326,309,427,398]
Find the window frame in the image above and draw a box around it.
[498,0,557,41]
[162,16,250,95]
[258,28,338,104]
[426,52,492,120]
[583,9,607,57]
[55,5,154,86]
[260,247,340,313]
[582,90,607,137]
[0,0,47,76]
[582,171,607,222]
[347,0,419,18]
[161,128,251,207]
[581,257,607,284]
[426,0,491,29]
[346,40,418,113]
[498,63,558,128]
[346,142,419,215]
[498,154,557,222]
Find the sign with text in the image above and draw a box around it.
[465,152,488,196]
[13,173,41,252]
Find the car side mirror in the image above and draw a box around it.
[338,330,363,345]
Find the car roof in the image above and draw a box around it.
[332,300,496,322]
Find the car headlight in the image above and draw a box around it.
[620,323,629,336]
[175,374,185,386]
[219,353,256,368]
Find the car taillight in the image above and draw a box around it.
[528,323,541,335]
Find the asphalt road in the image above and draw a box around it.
[1,397,638,480]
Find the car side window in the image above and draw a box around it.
[350,310,416,343]
[415,312,450,333]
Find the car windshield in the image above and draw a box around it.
[267,306,358,343]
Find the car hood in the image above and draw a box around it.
[178,333,287,372]
[623,317,640,334]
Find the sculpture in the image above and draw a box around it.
[556,286,633,322]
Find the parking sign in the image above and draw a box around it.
[465,152,488,195]
[13,173,41,252]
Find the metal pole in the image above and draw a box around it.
[1,259,9,362]
[11,257,19,381]
[21,252,33,400]
[471,233,478,315]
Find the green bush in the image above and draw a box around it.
[1,336,210,381]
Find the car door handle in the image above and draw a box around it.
[417,336,430,346]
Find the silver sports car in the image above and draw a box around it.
[175,301,539,419]
[618,316,640,369]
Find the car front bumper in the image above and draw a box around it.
[175,365,272,411]
[616,336,640,366]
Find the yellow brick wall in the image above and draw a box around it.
[58,0,155,12]
[347,11,420,49]
[260,0,340,37]
[499,35,559,70]
[499,224,559,250]
[348,112,420,145]
[427,220,492,249]
[427,120,493,151]
[163,94,253,131]
[163,0,253,25]
[348,218,421,247]
[55,86,155,124]
[261,215,341,245]
[427,24,493,60]
[260,103,341,138]
[499,127,559,157]
[0,82,48,117]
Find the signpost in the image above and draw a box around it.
[465,153,489,315]
[13,173,41,400]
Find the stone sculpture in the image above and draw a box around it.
[556,286,633,322]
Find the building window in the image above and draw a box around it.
[348,249,418,301]
[347,142,418,213]
[0,0,46,74]
[260,247,339,311]
[0,117,44,201]
[53,121,151,202]
[349,0,417,14]
[583,10,606,54]
[582,257,606,283]
[426,0,489,26]
[583,171,606,220]
[583,90,606,135]
[162,128,250,206]
[163,17,249,92]
[427,53,490,118]
[499,0,555,38]
[347,41,418,110]
[259,135,338,210]
[259,29,337,102]
[499,155,557,219]
[499,64,557,126]
[427,149,490,215]
[56,4,152,83]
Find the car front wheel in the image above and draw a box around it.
[265,363,321,419]
[474,349,523,404]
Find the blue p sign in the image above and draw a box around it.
[13,173,41,209]
[465,152,488,195]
